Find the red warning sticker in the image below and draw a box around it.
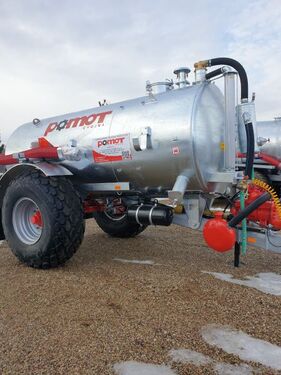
[93,134,132,163]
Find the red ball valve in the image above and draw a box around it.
[203,212,236,252]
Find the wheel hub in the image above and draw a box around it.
[31,211,43,227]
[12,198,43,245]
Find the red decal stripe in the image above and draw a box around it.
[93,150,123,163]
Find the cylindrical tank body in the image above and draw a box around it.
[256,118,281,160]
[6,82,225,192]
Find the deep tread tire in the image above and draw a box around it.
[2,171,85,269]
[94,212,146,238]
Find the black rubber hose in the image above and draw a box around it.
[244,122,255,178]
[228,192,271,228]
[205,67,225,80]
[209,57,248,100]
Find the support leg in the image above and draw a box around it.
[234,241,240,267]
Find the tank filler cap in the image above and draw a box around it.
[146,80,173,95]
[173,67,191,88]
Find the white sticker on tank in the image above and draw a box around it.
[93,133,132,163]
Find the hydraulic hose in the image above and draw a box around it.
[228,192,271,228]
[244,122,255,178]
[208,57,248,100]
[205,67,225,80]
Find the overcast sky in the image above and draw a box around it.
[0,0,280,142]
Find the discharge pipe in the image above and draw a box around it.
[127,204,173,226]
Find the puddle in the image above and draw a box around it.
[168,348,254,374]
[113,258,156,265]
[214,362,253,375]
[203,271,281,296]
[168,348,212,366]
[201,324,281,370]
[113,361,176,375]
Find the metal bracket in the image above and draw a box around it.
[168,175,189,204]
[133,127,152,151]
[173,194,206,229]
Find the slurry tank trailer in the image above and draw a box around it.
[1,57,281,269]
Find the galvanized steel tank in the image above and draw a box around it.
[6,82,225,192]
[257,118,281,159]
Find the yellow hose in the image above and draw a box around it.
[253,179,281,219]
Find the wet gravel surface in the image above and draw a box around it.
[0,221,281,374]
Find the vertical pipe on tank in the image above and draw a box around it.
[224,71,237,171]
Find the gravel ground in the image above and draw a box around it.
[0,221,281,375]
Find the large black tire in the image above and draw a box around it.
[94,211,146,238]
[2,170,85,269]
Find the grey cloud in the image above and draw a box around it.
[0,0,277,141]
[227,0,281,120]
